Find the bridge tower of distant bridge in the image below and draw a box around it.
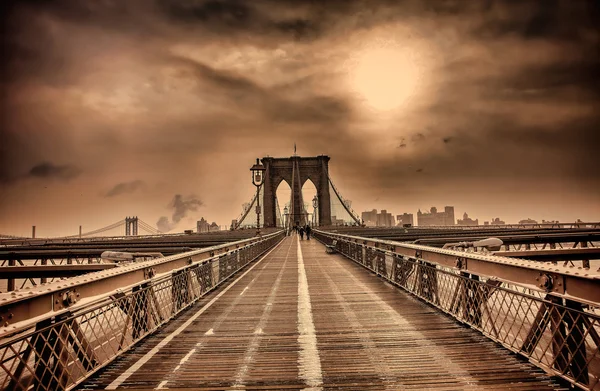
[125,216,138,236]
[262,155,332,228]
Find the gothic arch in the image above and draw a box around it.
[261,155,331,228]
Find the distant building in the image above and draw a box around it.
[457,212,479,226]
[197,218,210,233]
[361,209,394,227]
[377,210,395,227]
[542,220,559,224]
[396,213,414,227]
[361,209,378,225]
[417,206,455,226]
[209,222,220,232]
[519,218,538,225]
[490,217,505,225]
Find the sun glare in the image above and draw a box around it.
[350,46,421,112]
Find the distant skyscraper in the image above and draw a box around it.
[377,210,395,227]
[445,206,455,225]
[417,206,455,226]
[361,209,378,225]
[491,217,505,225]
[457,212,479,226]
[396,213,414,226]
[197,218,210,233]
[362,209,395,227]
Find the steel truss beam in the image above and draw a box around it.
[494,248,600,261]
[0,264,118,279]
[315,230,600,305]
[0,231,284,333]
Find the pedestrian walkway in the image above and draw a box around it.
[80,236,560,390]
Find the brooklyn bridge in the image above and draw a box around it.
[0,155,599,391]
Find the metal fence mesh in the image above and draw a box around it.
[0,233,282,391]
[316,232,600,391]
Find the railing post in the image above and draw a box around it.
[7,259,15,292]
[67,318,98,371]
[376,250,386,276]
[564,299,589,385]
[416,262,439,305]
[172,269,190,313]
[31,314,70,390]
[548,296,568,374]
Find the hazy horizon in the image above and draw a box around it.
[2,0,599,237]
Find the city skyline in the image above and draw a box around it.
[2,1,599,236]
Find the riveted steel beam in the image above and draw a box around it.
[0,231,284,333]
[315,230,600,305]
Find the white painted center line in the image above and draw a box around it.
[204,328,214,336]
[105,240,284,390]
[156,344,200,389]
[240,286,249,295]
[296,236,323,390]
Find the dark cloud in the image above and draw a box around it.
[474,0,599,41]
[1,0,599,235]
[171,194,203,222]
[156,194,204,232]
[104,180,145,197]
[28,162,80,181]
[158,0,323,41]
[156,216,174,232]
[171,55,352,125]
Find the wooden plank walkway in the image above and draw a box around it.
[80,236,562,390]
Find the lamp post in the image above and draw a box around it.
[283,206,289,229]
[312,194,318,227]
[250,158,266,236]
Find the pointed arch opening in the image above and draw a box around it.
[301,178,318,227]
[275,179,291,228]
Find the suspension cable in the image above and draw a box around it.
[233,184,262,229]
[327,173,361,225]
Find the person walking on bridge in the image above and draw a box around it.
[299,226,305,240]
[305,224,312,240]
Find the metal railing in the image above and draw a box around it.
[314,230,600,390]
[0,231,283,391]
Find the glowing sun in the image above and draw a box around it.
[350,47,421,111]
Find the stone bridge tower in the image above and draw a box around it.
[262,155,332,227]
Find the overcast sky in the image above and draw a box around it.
[1,0,599,236]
